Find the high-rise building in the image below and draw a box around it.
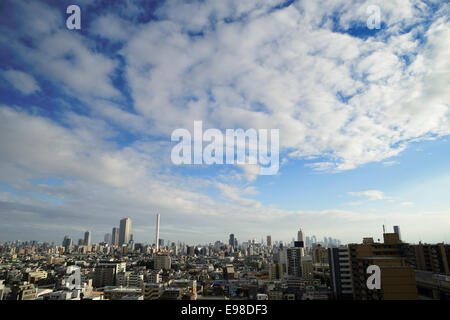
[301,255,314,279]
[297,229,305,256]
[267,235,272,247]
[119,218,131,246]
[286,242,303,278]
[111,228,119,247]
[269,263,285,280]
[84,231,91,246]
[229,234,235,248]
[62,236,72,253]
[409,242,450,275]
[348,233,418,300]
[104,233,111,244]
[155,213,160,251]
[329,246,353,300]
[305,236,311,247]
[186,246,195,256]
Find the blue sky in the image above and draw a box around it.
[0,0,449,245]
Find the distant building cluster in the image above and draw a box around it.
[0,219,449,300]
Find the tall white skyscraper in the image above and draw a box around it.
[155,213,160,251]
[119,218,131,246]
[297,229,306,256]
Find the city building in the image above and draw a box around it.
[286,242,303,278]
[93,261,126,288]
[84,231,91,246]
[409,243,450,275]
[104,233,111,244]
[269,263,285,280]
[155,213,160,251]
[111,228,119,247]
[119,218,131,246]
[267,235,272,247]
[328,246,353,300]
[297,229,305,256]
[143,283,165,300]
[154,254,171,270]
[393,225,401,241]
[229,234,235,249]
[10,282,37,300]
[348,233,418,300]
[62,236,72,253]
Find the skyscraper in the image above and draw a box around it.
[84,231,91,246]
[119,218,131,246]
[229,234,235,248]
[112,227,119,247]
[104,233,111,244]
[62,236,72,253]
[328,246,353,300]
[155,213,160,251]
[267,235,272,247]
[286,242,303,278]
[297,229,305,256]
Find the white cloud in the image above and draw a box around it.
[1,0,449,243]
[349,190,386,201]
[117,0,450,172]
[400,201,414,207]
[1,69,40,95]
[90,14,138,42]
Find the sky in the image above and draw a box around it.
[0,0,449,245]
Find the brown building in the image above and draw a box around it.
[348,233,418,300]
[408,243,450,275]
[312,245,329,264]
[10,282,37,300]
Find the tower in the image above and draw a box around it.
[297,229,306,256]
[267,235,272,247]
[229,234,235,248]
[119,218,131,246]
[84,231,91,246]
[155,213,160,251]
[111,227,119,246]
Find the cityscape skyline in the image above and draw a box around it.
[0,216,436,249]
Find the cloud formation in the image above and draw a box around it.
[1,69,41,95]
[0,0,449,244]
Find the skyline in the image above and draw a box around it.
[0,215,434,247]
[0,0,449,245]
